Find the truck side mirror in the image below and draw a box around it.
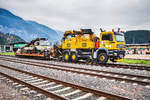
[118,28,120,32]
[100,28,104,32]
[112,29,114,32]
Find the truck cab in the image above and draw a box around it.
[94,29,126,63]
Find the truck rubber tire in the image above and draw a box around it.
[97,53,108,64]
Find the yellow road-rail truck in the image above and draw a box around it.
[51,29,126,64]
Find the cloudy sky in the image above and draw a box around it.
[0,0,150,33]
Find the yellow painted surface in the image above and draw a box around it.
[62,30,96,49]
[71,54,76,60]
[62,30,125,51]
[99,31,126,50]
[65,53,69,60]
[114,59,123,62]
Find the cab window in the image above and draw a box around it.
[102,34,113,41]
[67,35,72,39]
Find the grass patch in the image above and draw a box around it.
[0,52,15,56]
[120,59,150,65]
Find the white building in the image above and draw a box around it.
[0,45,13,52]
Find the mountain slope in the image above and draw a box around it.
[0,32,25,45]
[125,30,150,44]
[0,8,62,42]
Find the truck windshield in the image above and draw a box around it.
[115,35,125,42]
[40,40,50,46]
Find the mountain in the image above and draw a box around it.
[125,30,150,44]
[0,31,25,45]
[0,8,63,42]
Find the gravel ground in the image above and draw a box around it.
[0,80,30,100]
[0,60,150,99]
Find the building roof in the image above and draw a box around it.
[126,44,150,46]
[8,42,28,45]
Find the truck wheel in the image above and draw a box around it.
[97,53,108,64]
[71,52,78,62]
[63,52,70,62]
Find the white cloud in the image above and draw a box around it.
[0,0,150,33]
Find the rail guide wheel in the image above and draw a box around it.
[71,52,78,62]
[97,53,108,64]
[63,52,70,62]
[110,59,117,62]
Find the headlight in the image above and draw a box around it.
[44,46,47,48]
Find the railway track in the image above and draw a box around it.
[1,55,150,71]
[0,64,129,100]
[0,56,150,87]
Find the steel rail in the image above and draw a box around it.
[0,64,130,100]
[0,58,150,86]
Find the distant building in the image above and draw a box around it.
[10,42,28,52]
[126,44,150,55]
[0,44,13,52]
[0,45,5,52]
[0,42,27,52]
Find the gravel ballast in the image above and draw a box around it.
[0,60,150,99]
[0,79,30,100]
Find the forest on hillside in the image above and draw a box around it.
[125,30,150,44]
[0,32,25,45]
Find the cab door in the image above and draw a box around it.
[100,32,114,50]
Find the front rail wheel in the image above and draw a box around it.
[110,59,117,62]
[71,52,78,62]
[97,53,108,64]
